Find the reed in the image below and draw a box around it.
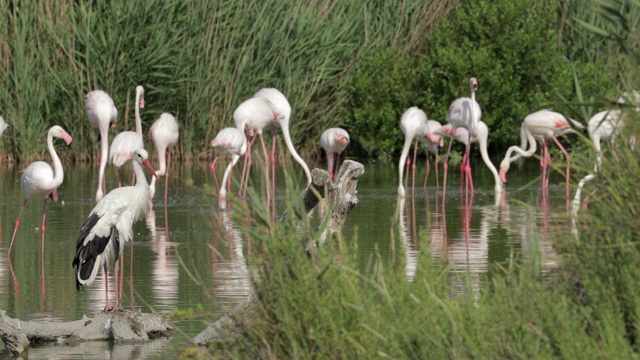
[0,0,455,163]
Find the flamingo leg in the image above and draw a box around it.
[41,198,48,293]
[8,198,28,258]
[335,153,342,181]
[435,153,440,190]
[550,135,571,209]
[165,149,171,232]
[442,137,455,210]
[271,125,277,219]
[211,157,220,194]
[411,140,419,197]
[258,133,272,220]
[423,152,430,188]
[239,134,256,199]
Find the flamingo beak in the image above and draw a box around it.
[49,189,59,202]
[64,134,73,147]
[142,159,159,179]
[140,96,145,109]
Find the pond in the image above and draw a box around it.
[0,155,572,358]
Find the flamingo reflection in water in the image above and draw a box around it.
[146,210,179,312]
[212,209,252,308]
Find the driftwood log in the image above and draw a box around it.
[191,160,364,348]
[0,309,173,356]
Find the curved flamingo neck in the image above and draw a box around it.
[47,131,64,188]
[96,126,109,202]
[156,146,167,177]
[500,128,537,174]
[397,133,414,198]
[278,117,312,184]
[134,90,143,138]
[478,134,502,193]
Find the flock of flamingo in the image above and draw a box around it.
[0,79,636,311]
[397,77,639,217]
[0,86,350,311]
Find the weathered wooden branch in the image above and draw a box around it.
[191,160,364,348]
[0,309,173,356]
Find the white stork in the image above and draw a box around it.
[73,148,157,311]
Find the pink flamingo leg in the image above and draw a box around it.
[423,153,430,188]
[411,140,419,197]
[442,137,455,210]
[550,135,571,209]
[41,198,48,298]
[258,133,272,220]
[271,126,277,220]
[238,134,256,199]
[211,157,221,194]
[8,198,28,258]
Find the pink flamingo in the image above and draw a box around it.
[85,90,117,202]
[234,96,278,211]
[8,126,73,260]
[109,86,145,187]
[435,122,503,195]
[442,77,481,201]
[320,127,350,181]
[499,109,583,207]
[149,112,180,209]
[0,116,9,165]
[253,88,312,185]
[210,127,247,208]
[73,148,157,311]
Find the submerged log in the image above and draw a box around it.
[0,309,173,356]
[191,160,364,348]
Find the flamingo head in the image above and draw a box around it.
[470,77,478,92]
[136,85,145,109]
[50,125,73,146]
[499,161,509,183]
[336,132,350,145]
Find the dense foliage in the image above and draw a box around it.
[0,0,456,162]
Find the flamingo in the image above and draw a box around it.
[442,77,481,200]
[72,148,157,311]
[149,112,180,208]
[253,88,312,185]
[398,107,429,198]
[7,126,73,260]
[85,90,117,202]
[108,86,145,187]
[234,97,277,209]
[0,116,9,165]
[210,127,247,207]
[320,127,350,181]
[499,110,583,207]
[435,122,503,195]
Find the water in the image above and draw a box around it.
[0,156,572,358]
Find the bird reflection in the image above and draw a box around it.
[397,197,418,282]
[146,210,179,312]
[212,209,252,309]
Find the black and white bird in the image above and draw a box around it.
[72,148,157,311]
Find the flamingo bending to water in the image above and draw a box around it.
[499,109,583,207]
[149,112,179,208]
[210,127,247,208]
[435,122,503,195]
[72,148,157,311]
[86,90,117,202]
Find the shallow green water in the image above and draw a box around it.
[0,156,572,358]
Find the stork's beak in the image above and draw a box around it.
[142,159,159,179]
